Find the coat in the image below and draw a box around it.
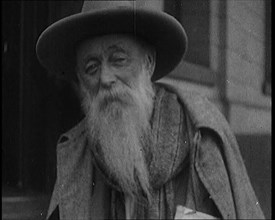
[46,82,265,219]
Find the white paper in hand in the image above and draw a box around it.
[174,205,219,219]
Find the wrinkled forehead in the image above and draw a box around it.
[76,34,153,59]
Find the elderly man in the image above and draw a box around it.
[36,1,264,220]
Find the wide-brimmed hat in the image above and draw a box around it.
[36,1,187,81]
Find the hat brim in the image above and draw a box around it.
[36,8,187,81]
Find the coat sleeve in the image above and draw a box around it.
[193,128,265,219]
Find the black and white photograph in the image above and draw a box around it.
[2,0,271,219]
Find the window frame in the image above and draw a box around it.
[163,0,224,86]
[262,0,271,96]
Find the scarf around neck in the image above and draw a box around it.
[90,85,191,219]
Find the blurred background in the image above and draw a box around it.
[2,1,271,219]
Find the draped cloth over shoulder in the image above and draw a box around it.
[160,82,265,219]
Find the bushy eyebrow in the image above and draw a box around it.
[106,44,127,54]
[83,54,99,65]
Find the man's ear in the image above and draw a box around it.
[145,50,156,77]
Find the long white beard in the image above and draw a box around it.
[80,74,155,203]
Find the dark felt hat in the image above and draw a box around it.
[36,1,187,81]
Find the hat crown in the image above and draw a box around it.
[82,1,135,13]
[81,0,161,13]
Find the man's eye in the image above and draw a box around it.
[85,63,98,75]
[111,56,128,65]
[114,57,126,62]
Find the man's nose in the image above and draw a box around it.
[100,65,116,89]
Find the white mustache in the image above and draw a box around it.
[96,86,135,111]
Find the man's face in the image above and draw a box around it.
[76,34,155,202]
[76,34,152,99]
